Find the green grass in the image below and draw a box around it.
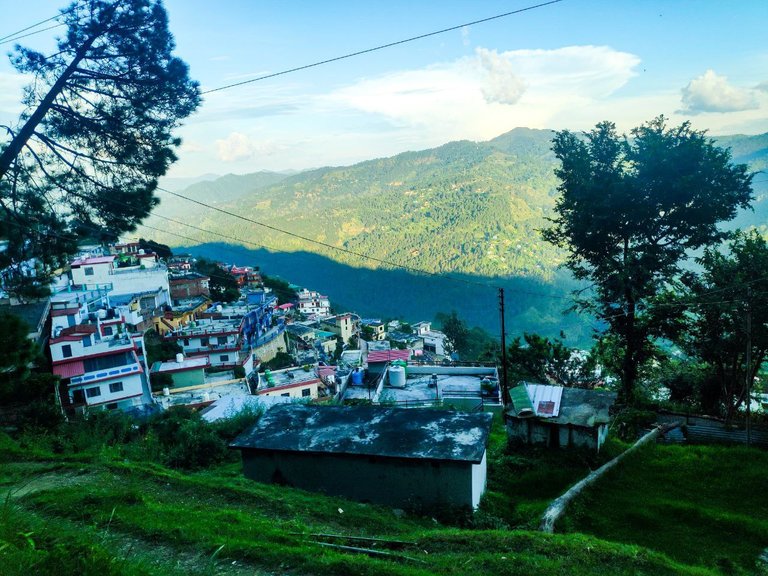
[2,417,766,576]
[560,443,768,573]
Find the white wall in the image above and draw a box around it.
[471,451,488,509]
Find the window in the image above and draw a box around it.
[109,382,124,393]
[200,337,209,346]
[84,266,94,276]
[72,389,85,404]
[301,388,311,397]
[86,386,101,398]
[82,335,92,347]
[106,403,118,410]
[183,338,189,347]
[219,354,229,362]
[62,344,73,358]
[102,326,113,336]
[280,393,290,397]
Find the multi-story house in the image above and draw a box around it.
[169,272,210,300]
[49,289,152,416]
[166,317,243,369]
[319,313,357,345]
[296,288,331,318]
[412,321,450,357]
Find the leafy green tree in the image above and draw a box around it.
[0,0,199,297]
[671,230,768,420]
[438,310,470,357]
[193,258,239,302]
[543,117,753,403]
[506,332,600,388]
[139,238,173,260]
[262,274,298,304]
[0,312,42,402]
[143,328,181,367]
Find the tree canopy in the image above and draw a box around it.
[669,230,768,420]
[543,117,753,403]
[0,0,199,296]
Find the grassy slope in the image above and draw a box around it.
[0,453,716,576]
[560,443,768,573]
[4,422,766,576]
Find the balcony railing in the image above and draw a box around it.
[69,362,141,385]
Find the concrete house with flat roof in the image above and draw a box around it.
[231,404,494,509]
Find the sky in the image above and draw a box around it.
[1,0,767,178]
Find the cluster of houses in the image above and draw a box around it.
[1,240,617,511]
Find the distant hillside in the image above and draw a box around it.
[148,128,564,279]
[144,128,768,336]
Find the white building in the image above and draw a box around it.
[296,288,331,318]
[413,321,450,357]
[70,253,170,302]
[49,290,152,415]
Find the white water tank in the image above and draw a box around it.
[202,392,210,402]
[175,353,184,364]
[389,365,406,388]
[162,387,170,396]
[216,304,223,313]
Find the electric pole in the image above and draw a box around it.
[499,288,508,405]
[745,287,752,447]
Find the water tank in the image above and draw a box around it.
[351,368,363,386]
[97,309,107,319]
[389,365,406,388]
[162,387,170,396]
[202,392,210,402]
[216,304,223,313]
[175,353,184,364]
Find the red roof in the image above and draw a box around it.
[53,360,85,379]
[366,349,411,363]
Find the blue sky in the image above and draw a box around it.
[1,0,767,177]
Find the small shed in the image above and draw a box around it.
[231,404,493,509]
[506,383,616,451]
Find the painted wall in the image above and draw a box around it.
[240,450,481,510]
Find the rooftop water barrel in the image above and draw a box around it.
[389,365,406,388]
[351,368,363,386]
[175,353,184,364]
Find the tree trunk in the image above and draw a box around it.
[539,422,680,533]
[0,35,98,180]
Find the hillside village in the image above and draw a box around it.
[1,240,497,418]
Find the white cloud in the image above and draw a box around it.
[215,132,256,162]
[680,70,759,114]
[476,48,526,105]
[327,45,641,143]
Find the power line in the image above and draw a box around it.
[0,6,74,44]
[201,0,565,95]
[0,23,66,47]
[156,186,515,292]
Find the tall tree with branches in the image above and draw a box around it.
[542,117,753,404]
[0,0,200,297]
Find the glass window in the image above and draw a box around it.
[86,386,101,398]
[62,344,72,358]
[301,388,311,397]
[219,354,229,362]
[82,336,92,347]
[109,382,124,393]
[84,267,94,276]
[200,337,209,347]
[103,326,113,336]
[280,393,290,397]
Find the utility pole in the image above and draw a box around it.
[745,287,752,447]
[499,288,509,405]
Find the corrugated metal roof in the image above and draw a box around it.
[53,360,85,379]
[367,349,410,363]
[526,383,563,418]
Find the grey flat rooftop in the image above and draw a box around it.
[231,404,493,463]
[380,372,493,403]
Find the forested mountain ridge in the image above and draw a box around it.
[148,128,567,278]
[148,127,767,281]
